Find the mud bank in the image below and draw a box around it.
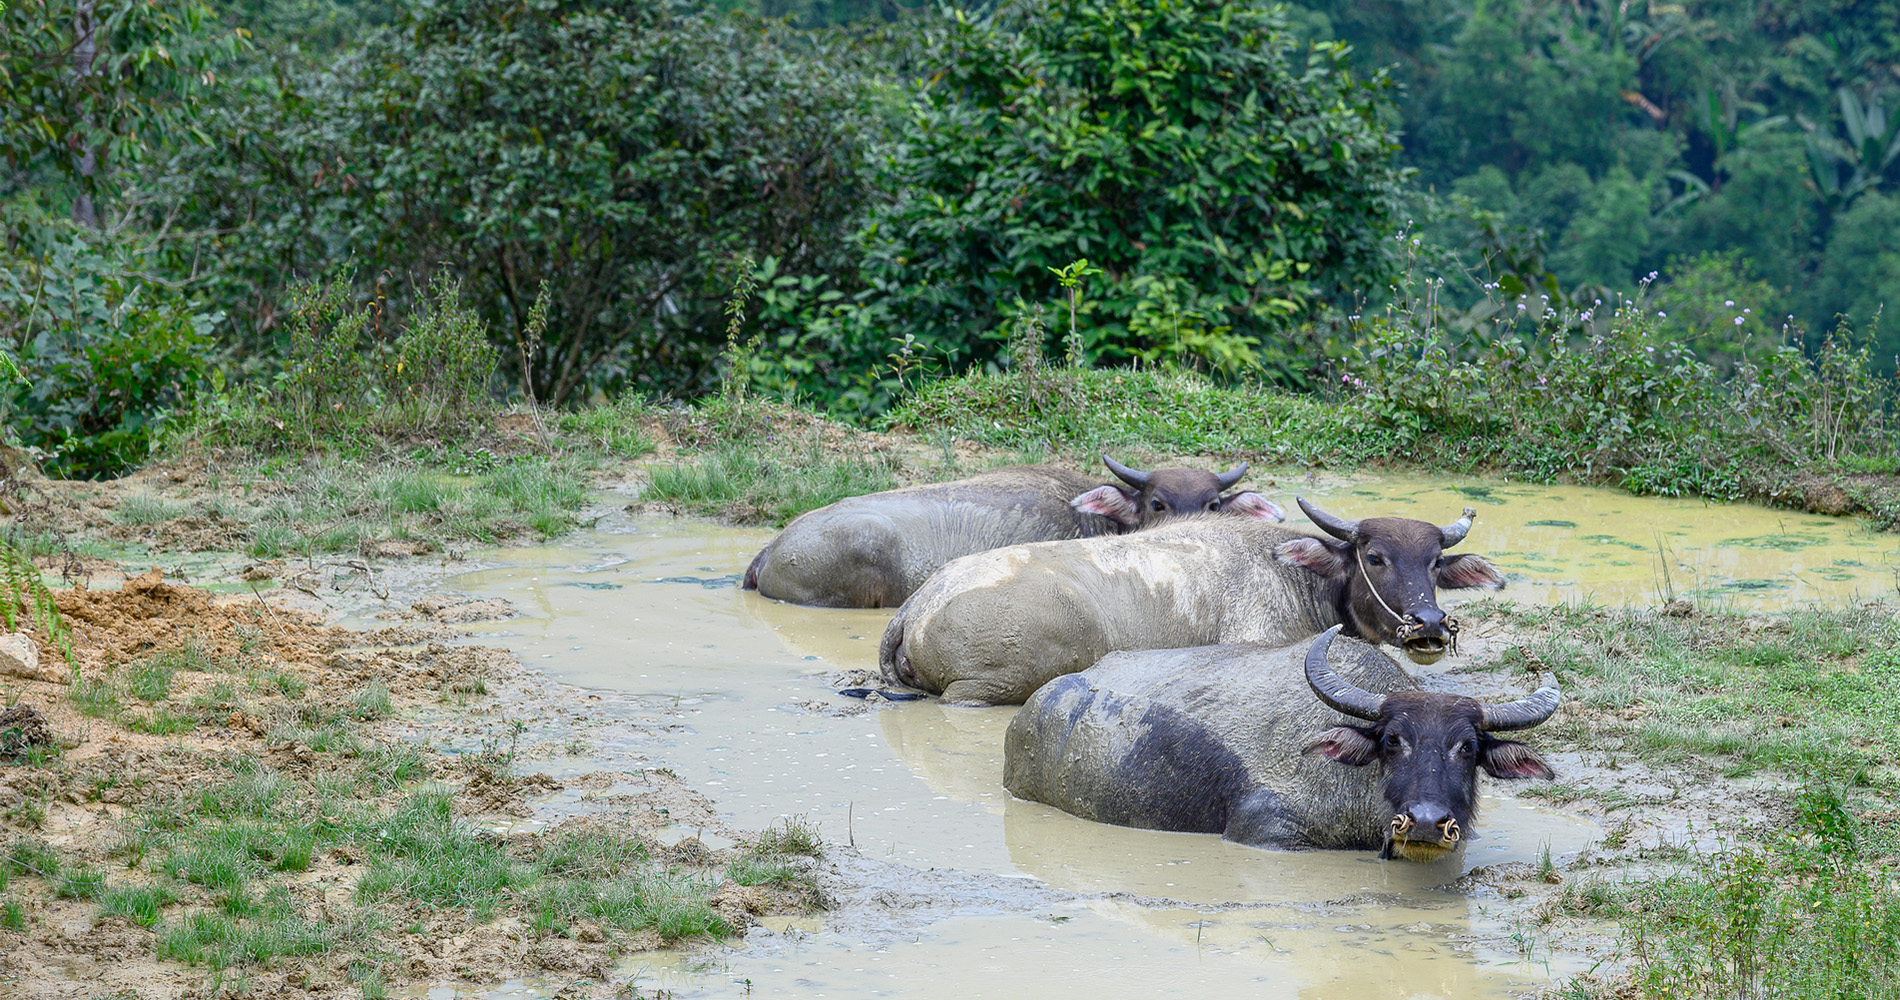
[0,568,823,999]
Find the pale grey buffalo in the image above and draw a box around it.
[743,456,1281,608]
[878,499,1504,706]
[1003,627,1560,859]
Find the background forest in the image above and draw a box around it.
[1,0,1898,480]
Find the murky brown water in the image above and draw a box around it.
[428,475,1898,998]
[1306,472,1900,607]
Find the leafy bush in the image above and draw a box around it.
[0,226,218,478]
[857,0,1406,384]
[165,0,887,406]
[196,273,498,449]
[1339,271,1898,496]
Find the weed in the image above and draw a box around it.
[0,900,22,930]
[644,441,897,526]
[115,493,188,525]
[69,673,122,720]
[101,884,173,927]
[55,867,106,900]
[751,817,823,859]
[348,682,392,722]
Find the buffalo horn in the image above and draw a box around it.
[1440,506,1478,548]
[1297,498,1360,542]
[1215,461,1249,489]
[1304,626,1386,721]
[1478,674,1562,731]
[1102,454,1151,488]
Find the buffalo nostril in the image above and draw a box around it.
[1404,805,1450,835]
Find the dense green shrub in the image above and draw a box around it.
[855,0,1406,384]
[0,226,218,478]
[165,0,888,406]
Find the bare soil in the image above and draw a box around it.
[0,558,815,998]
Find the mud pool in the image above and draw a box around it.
[414,471,1900,999]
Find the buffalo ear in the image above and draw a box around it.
[1438,553,1506,591]
[1480,739,1555,780]
[1275,537,1350,577]
[1070,485,1141,528]
[1303,726,1380,766]
[1220,492,1284,521]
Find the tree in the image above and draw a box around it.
[165,0,888,406]
[863,0,1407,382]
[0,0,245,226]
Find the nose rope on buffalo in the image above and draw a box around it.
[1356,548,1460,655]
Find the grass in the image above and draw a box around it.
[125,660,176,702]
[1482,602,1900,998]
[355,787,527,915]
[56,737,775,984]
[115,493,190,525]
[348,682,392,721]
[1484,600,1900,783]
[886,366,1382,464]
[557,395,658,459]
[239,453,595,558]
[644,440,899,526]
[1548,792,1900,1000]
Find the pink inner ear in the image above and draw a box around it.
[1303,727,1378,766]
[1482,741,1555,780]
[1440,554,1506,591]
[1070,485,1139,526]
[1274,537,1347,576]
[1223,492,1285,521]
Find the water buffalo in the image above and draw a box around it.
[743,456,1282,608]
[879,499,1504,706]
[1003,627,1560,859]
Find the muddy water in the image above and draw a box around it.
[1308,472,1900,607]
[434,477,1898,998]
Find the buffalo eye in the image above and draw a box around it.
[1206,500,1220,511]
[1151,499,1166,512]
[1366,552,1386,567]
[1381,732,1403,752]
[1434,556,1446,570]
[1456,738,1478,757]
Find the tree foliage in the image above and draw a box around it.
[166,0,889,405]
[860,0,1406,383]
[1292,0,1900,361]
[0,0,246,222]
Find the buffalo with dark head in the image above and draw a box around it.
[1003,627,1560,859]
[879,499,1504,705]
[743,456,1280,608]
[1275,499,1496,665]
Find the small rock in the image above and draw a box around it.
[1662,598,1694,617]
[0,633,63,684]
